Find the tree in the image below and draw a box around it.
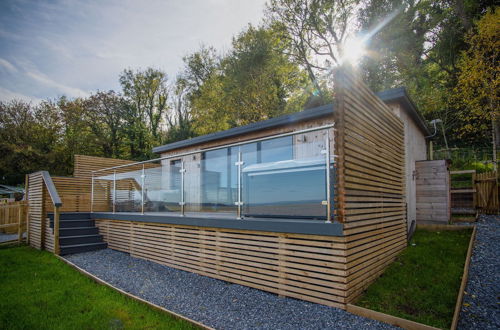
[0,100,64,184]
[84,91,127,158]
[454,8,499,148]
[119,68,169,143]
[266,0,360,98]
[190,25,308,135]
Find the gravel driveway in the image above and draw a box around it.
[66,249,395,329]
[458,215,500,330]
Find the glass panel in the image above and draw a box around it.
[90,128,334,220]
[143,160,181,213]
[186,149,235,215]
[113,164,144,213]
[93,168,115,212]
[242,137,329,219]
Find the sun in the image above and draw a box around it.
[342,37,366,64]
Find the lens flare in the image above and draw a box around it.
[342,38,365,64]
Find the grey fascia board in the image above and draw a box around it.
[91,212,344,236]
[152,103,334,154]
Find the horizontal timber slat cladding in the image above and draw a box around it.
[334,67,406,303]
[73,154,138,179]
[95,218,348,308]
[27,172,44,250]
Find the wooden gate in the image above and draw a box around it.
[475,171,499,214]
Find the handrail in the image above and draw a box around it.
[92,124,335,174]
[40,171,62,207]
[38,171,62,254]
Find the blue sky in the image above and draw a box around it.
[0,0,267,103]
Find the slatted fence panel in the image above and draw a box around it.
[475,171,499,214]
[334,67,407,303]
[74,154,137,179]
[0,201,27,234]
[44,177,92,213]
[27,172,44,249]
[96,219,348,308]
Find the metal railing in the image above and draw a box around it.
[91,125,335,222]
[40,171,62,254]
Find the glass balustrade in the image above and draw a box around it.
[91,127,334,221]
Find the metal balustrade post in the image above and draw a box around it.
[54,206,60,255]
[324,131,332,223]
[180,160,186,216]
[112,170,116,214]
[141,164,145,214]
[91,172,94,213]
[235,151,243,219]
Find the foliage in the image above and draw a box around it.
[453,8,499,146]
[190,25,308,135]
[357,228,472,329]
[358,0,497,148]
[0,245,195,330]
[1,2,499,183]
[265,0,359,100]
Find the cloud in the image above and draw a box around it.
[25,71,89,98]
[0,58,17,73]
[0,86,42,103]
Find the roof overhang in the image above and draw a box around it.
[377,87,431,137]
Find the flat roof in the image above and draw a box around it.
[153,87,429,154]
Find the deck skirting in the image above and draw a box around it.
[94,218,349,308]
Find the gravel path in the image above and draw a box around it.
[66,249,395,329]
[0,233,24,243]
[458,215,500,330]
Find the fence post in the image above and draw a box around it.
[25,174,30,245]
[54,206,60,255]
[17,205,22,244]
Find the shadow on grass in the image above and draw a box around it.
[0,245,198,330]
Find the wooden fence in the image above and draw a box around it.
[0,200,28,240]
[475,171,499,214]
[450,170,499,215]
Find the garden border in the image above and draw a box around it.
[347,224,476,330]
[56,255,214,330]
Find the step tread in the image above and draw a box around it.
[57,219,93,222]
[60,242,107,249]
[60,234,102,239]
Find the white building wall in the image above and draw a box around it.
[388,102,428,229]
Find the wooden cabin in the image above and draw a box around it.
[25,68,430,309]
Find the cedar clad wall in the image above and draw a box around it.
[334,68,407,303]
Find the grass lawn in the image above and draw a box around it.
[0,245,197,330]
[356,228,472,329]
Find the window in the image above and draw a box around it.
[170,159,182,190]
[201,136,294,209]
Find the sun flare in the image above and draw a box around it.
[342,37,366,64]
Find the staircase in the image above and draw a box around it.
[49,213,107,255]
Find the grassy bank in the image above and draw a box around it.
[356,228,472,329]
[0,245,196,330]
